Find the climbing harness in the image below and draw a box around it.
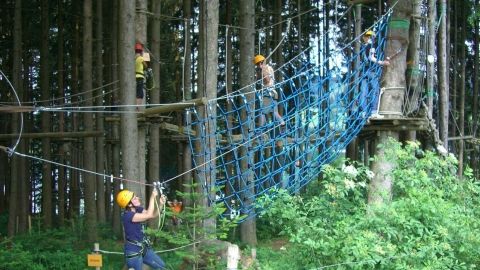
[125,233,153,258]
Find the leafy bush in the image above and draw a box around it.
[257,139,480,269]
[0,228,125,269]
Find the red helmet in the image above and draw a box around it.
[135,42,143,51]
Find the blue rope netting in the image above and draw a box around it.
[187,14,391,221]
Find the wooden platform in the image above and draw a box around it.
[361,116,429,132]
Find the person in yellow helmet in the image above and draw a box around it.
[135,43,148,110]
[116,188,167,269]
[360,30,390,119]
[253,54,285,129]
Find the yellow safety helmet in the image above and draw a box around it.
[364,30,376,37]
[116,190,134,208]
[253,54,265,65]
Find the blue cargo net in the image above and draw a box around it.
[186,14,391,220]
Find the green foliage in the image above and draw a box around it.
[0,226,127,270]
[0,230,94,269]
[0,212,8,236]
[146,182,238,269]
[257,139,480,269]
[255,242,303,270]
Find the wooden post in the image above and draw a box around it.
[94,243,100,270]
[226,244,240,270]
[87,243,102,269]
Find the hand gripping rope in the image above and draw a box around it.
[153,181,166,230]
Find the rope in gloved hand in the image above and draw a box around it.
[153,181,167,231]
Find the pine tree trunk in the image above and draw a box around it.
[119,0,140,197]
[0,152,6,212]
[17,140,29,233]
[202,0,219,234]
[41,0,53,229]
[69,0,82,218]
[457,1,466,177]
[182,0,193,207]
[450,1,458,143]
[427,0,436,119]
[472,0,479,177]
[405,0,422,119]
[239,0,257,246]
[7,0,23,236]
[347,4,363,161]
[136,0,148,201]
[369,0,413,206]
[109,0,122,237]
[83,0,98,241]
[57,0,66,227]
[95,0,106,224]
[438,0,449,147]
[147,0,162,229]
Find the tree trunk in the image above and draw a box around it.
[427,0,436,119]
[57,0,66,227]
[69,0,82,218]
[450,1,458,145]
[405,0,422,118]
[438,0,449,147]
[41,0,53,230]
[348,4,363,161]
[239,0,257,246]
[0,152,6,213]
[83,0,98,242]
[95,0,106,224]
[119,0,140,197]
[7,0,23,235]
[182,0,193,207]
[369,0,413,206]
[202,0,219,235]
[457,1,466,177]
[109,0,122,237]
[472,0,479,177]
[17,140,29,233]
[148,0,161,228]
[135,0,147,202]
[368,131,398,206]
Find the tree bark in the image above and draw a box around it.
[427,0,436,119]
[369,0,413,206]
[450,1,458,144]
[57,0,66,227]
[239,0,257,246]
[83,0,98,241]
[148,0,161,228]
[119,0,141,197]
[472,0,479,177]
[182,0,193,207]
[8,0,23,236]
[40,0,53,230]
[438,0,449,147]
[0,152,6,213]
[405,0,422,118]
[457,1,466,177]
[346,4,358,161]
[69,0,82,217]
[95,0,106,224]
[109,0,122,237]
[202,0,219,235]
[135,0,147,202]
